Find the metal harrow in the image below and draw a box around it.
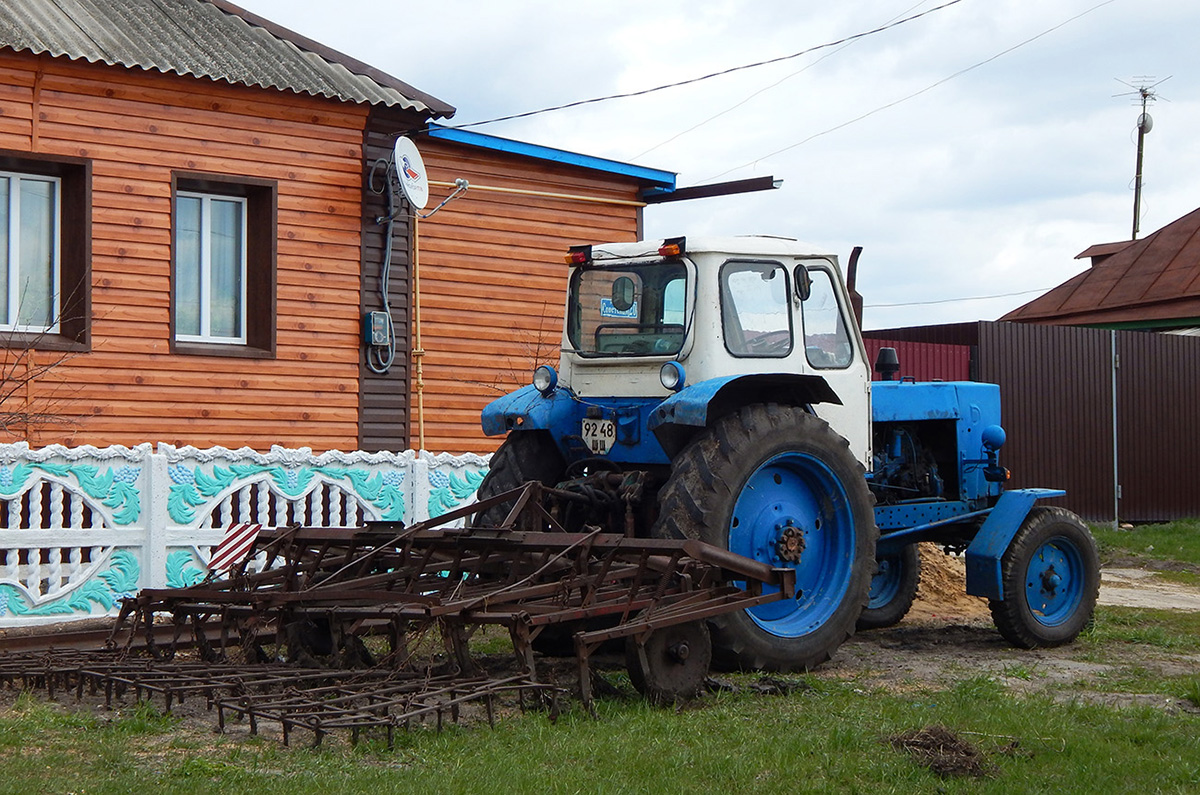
[5,484,795,745]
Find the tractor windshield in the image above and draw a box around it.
[567,261,687,357]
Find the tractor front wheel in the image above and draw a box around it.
[655,404,877,671]
[471,431,564,528]
[989,506,1100,648]
[857,543,921,630]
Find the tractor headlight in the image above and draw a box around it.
[659,361,685,392]
[532,365,558,395]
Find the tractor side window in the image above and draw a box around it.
[802,269,853,368]
[721,261,792,358]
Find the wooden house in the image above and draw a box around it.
[0,0,677,454]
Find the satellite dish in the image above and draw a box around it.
[1138,112,1154,134]
[392,137,429,210]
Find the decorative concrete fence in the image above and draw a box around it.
[0,443,490,628]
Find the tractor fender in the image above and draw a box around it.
[481,384,568,436]
[964,488,1067,600]
[649,373,842,457]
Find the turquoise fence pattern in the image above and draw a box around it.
[0,443,490,628]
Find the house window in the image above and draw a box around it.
[175,192,247,343]
[0,151,89,350]
[0,171,60,332]
[172,174,276,357]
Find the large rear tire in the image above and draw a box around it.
[989,506,1099,648]
[471,431,564,528]
[654,404,877,671]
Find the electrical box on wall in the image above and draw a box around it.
[364,311,391,347]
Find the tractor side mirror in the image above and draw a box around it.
[794,265,812,302]
[611,276,636,312]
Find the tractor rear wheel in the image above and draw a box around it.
[857,543,921,630]
[989,506,1099,648]
[655,404,877,672]
[471,431,564,528]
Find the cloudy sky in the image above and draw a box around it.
[238,0,1199,330]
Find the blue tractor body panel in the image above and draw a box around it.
[869,380,1006,531]
[964,488,1066,600]
[483,375,1069,604]
[482,384,671,466]
[869,380,1065,602]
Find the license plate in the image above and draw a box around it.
[581,419,616,454]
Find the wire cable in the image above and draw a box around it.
[707,0,1119,181]
[437,0,968,133]
[631,0,937,161]
[866,287,1054,308]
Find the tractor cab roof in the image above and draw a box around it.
[587,236,837,264]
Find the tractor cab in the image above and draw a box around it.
[484,236,872,468]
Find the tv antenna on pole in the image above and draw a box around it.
[1115,76,1170,240]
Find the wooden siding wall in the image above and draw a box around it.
[357,110,414,452]
[0,50,372,451]
[411,138,643,453]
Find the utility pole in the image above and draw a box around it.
[1116,76,1168,241]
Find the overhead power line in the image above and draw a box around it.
[632,0,937,161]
[866,287,1052,308]
[438,0,968,132]
[709,0,1119,181]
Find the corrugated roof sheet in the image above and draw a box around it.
[1002,206,1200,326]
[0,0,455,118]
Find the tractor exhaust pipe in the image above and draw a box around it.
[846,246,864,329]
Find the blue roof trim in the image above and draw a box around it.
[427,126,675,190]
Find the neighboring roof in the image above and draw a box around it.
[0,0,455,118]
[1075,241,1133,260]
[1002,206,1200,326]
[426,126,676,193]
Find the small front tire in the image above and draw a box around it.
[989,506,1099,648]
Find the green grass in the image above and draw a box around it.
[1082,605,1200,652]
[1093,519,1200,568]
[2,659,1199,794]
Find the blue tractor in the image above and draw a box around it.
[477,236,1100,671]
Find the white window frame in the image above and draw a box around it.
[175,191,248,345]
[0,170,61,333]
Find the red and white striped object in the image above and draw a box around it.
[207,523,262,574]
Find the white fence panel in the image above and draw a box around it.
[0,443,490,627]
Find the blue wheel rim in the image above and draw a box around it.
[868,554,904,610]
[729,451,856,638]
[1024,534,1085,627]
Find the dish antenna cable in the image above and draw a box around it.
[367,136,469,450]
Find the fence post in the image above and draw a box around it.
[411,455,430,525]
[144,451,171,589]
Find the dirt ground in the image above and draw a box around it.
[815,544,1200,713]
[4,545,1199,748]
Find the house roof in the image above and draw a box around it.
[426,126,676,192]
[1075,241,1133,261]
[0,0,455,118]
[1001,206,1200,326]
